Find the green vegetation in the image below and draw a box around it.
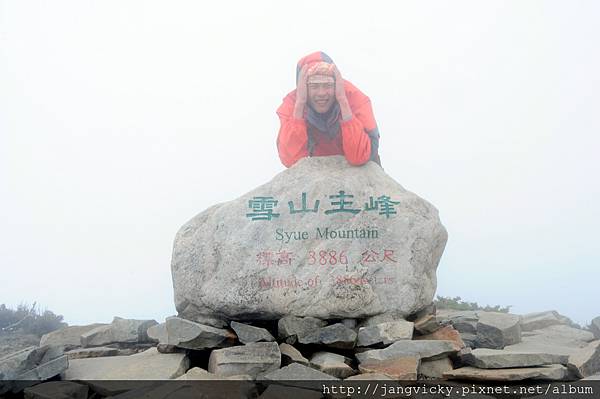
[0,302,67,336]
[434,295,512,313]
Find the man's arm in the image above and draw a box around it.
[276,65,310,168]
[333,66,372,166]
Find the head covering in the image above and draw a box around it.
[296,51,340,141]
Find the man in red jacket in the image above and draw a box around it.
[276,51,381,168]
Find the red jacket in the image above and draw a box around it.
[276,80,380,168]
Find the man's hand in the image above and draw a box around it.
[332,64,352,121]
[293,65,309,119]
[332,64,347,101]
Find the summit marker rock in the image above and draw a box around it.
[172,156,447,321]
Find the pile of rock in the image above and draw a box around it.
[3,306,599,397]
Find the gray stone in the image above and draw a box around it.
[419,357,454,379]
[359,311,406,327]
[171,156,448,321]
[165,316,236,349]
[0,345,66,383]
[568,340,600,378]
[208,342,281,378]
[146,322,167,343]
[590,316,600,339]
[278,316,326,344]
[39,324,106,350]
[80,317,157,347]
[279,343,309,366]
[414,314,441,335]
[476,312,521,349]
[230,321,275,344]
[505,324,595,356]
[309,351,355,378]
[436,310,478,334]
[462,348,568,369]
[444,364,571,381]
[358,356,419,380]
[357,320,414,346]
[260,362,338,380]
[356,340,457,363]
[24,381,88,399]
[521,311,566,331]
[63,347,188,379]
[318,323,357,349]
[65,346,120,360]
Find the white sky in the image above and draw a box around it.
[1,1,598,327]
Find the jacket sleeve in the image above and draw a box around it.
[276,117,309,168]
[340,115,372,166]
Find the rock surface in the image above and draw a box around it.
[63,347,188,380]
[81,317,157,347]
[356,340,457,363]
[358,356,419,380]
[230,321,275,344]
[39,324,105,350]
[171,156,447,321]
[476,312,521,349]
[462,348,568,369]
[208,342,281,378]
[309,351,355,378]
[1,345,68,393]
[23,381,88,399]
[357,320,414,347]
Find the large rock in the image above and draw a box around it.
[309,352,355,378]
[208,342,281,378]
[171,156,447,321]
[81,317,157,347]
[1,345,68,394]
[260,362,338,381]
[521,310,567,331]
[278,316,326,344]
[39,324,106,350]
[163,316,236,349]
[590,316,600,339]
[462,348,568,368]
[63,347,188,379]
[358,356,419,380]
[356,340,457,363]
[230,321,275,344]
[476,312,521,349]
[568,340,600,378]
[357,320,414,347]
[505,324,594,356]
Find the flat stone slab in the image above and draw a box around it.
[230,321,275,344]
[476,312,521,349]
[172,156,448,321]
[419,357,454,379]
[40,324,106,350]
[462,348,568,368]
[357,320,414,346]
[309,352,355,378]
[568,340,600,378]
[81,317,157,347]
[356,340,457,363]
[1,345,68,393]
[279,343,309,366]
[521,311,566,331]
[414,325,465,351]
[318,323,357,349]
[444,364,571,381]
[208,342,281,378]
[345,373,394,380]
[278,316,326,344]
[63,347,189,379]
[175,367,252,380]
[65,346,121,360]
[358,356,419,380]
[164,316,236,349]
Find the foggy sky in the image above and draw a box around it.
[1,1,598,326]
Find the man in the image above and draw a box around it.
[276,51,381,168]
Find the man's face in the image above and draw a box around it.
[307,76,336,114]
